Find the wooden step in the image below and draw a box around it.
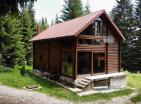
[81,79,91,83]
[76,83,86,89]
[78,81,89,86]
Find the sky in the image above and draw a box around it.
[34,0,117,24]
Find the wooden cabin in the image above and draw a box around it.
[31,10,126,89]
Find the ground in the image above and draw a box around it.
[0,66,141,103]
[0,84,140,104]
[0,84,70,104]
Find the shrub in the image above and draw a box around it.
[20,65,27,76]
[0,66,12,73]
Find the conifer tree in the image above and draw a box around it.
[111,0,135,70]
[39,18,49,31]
[0,16,25,67]
[0,0,36,15]
[20,9,35,65]
[61,0,84,21]
[84,0,91,14]
[55,14,62,24]
[133,0,141,71]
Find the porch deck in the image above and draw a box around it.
[75,72,127,91]
[85,72,126,81]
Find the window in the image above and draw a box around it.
[93,39,104,45]
[78,39,92,44]
[102,22,106,36]
[77,52,91,74]
[80,18,107,36]
[94,21,101,35]
[93,53,105,73]
[62,51,73,77]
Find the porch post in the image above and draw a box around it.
[118,41,121,72]
[73,38,78,80]
[91,52,93,76]
[105,22,108,74]
[105,43,108,74]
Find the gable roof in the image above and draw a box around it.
[31,10,125,41]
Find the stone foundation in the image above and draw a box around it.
[110,75,127,89]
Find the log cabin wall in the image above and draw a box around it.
[33,39,61,73]
[48,39,61,74]
[107,30,119,73]
[33,40,48,70]
[33,38,76,75]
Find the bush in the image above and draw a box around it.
[20,65,27,76]
[0,66,12,73]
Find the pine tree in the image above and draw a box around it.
[0,0,36,15]
[133,0,141,71]
[39,18,49,31]
[0,16,25,67]
[84,0,91,14]
[55,14,62,24]
[111,0,135,70]
[61,0,84,21]
[20,9,35,65]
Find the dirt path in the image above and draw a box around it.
[0,84,139,104]
[0,84,72,104]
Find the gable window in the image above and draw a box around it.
[94,20,101,35]
[89,18,106,36]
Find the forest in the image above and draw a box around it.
[0,0,141,72]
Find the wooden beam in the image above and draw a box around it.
[77,35,104,40]
[118,41,121,72]
[91,52,93,76]
[73,38,78,80]
[105,22,108,74]
[33,42,35,69]
[105,43,108,74]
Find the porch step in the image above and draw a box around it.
[81,79,91,83]
[76,83,86,89]
[76,78,92,89]
[79,81,89,86]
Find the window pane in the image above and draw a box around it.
[93,39,104,45]
[102,22,106,36]
[77,52,91,74]
[93,53,105,73]
[78,39,92,44]
[62,51,73,77]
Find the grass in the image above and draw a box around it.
[0,67,134,102]
[128,72,141,103]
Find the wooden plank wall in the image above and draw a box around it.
[108,34,119,73]
[48,40,61,73]
[33,38,75,75]
[33,41,48,70]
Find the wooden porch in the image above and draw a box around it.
[74,72,127,91]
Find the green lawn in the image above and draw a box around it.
[0,67,134,102]
[128,73,141,103]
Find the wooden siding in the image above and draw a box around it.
[33,41,48,70]
[48,40,61,73]
[33,38,75,75]
[77,44,105,52]
[108,34,119,73]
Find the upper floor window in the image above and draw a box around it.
[91,18,107,36]
[81,18,107,36]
